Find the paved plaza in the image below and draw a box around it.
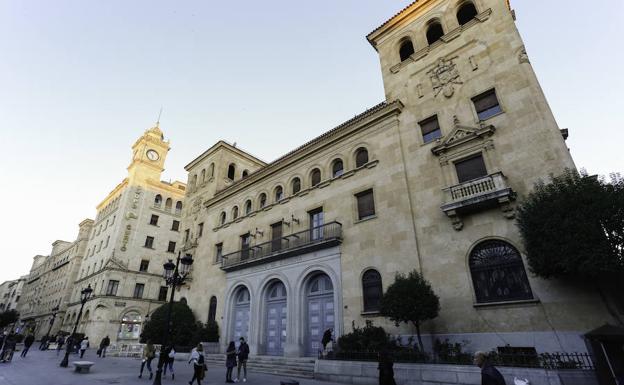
[0,348,344,385]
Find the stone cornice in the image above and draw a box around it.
[96,179,128,211]
[204,100,403,208]
[145,179,187,197]
[185,140,267,171]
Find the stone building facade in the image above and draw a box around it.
[178,0,614,357]
[18,220,93,339]
[63,125,186,345]
[0,276,26,313]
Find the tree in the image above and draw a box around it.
[140,301,197,347]
[193,320,220,343]
[380,270,440,353]
[516,169,624,323]
[517,169,624,279]
[0,310,19,329]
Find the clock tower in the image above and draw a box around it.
[127,124,170,185]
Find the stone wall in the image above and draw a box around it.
[314,359,598,385]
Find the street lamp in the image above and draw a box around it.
[60,285,93,367]
[153,251,193,385]
[42,305,60,350]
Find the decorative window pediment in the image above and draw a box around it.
[431,116,495,156]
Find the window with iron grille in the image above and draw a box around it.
[419,115,441,143]
[362,269,383,312]
[240,233,251,260]
[215,243,223,263]
[469,240,533,303]
[356,189,376,220]
[133,283,144,299]
[473,89,502,120]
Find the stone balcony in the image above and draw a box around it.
[221,221,342,272]
[440,172,515,230]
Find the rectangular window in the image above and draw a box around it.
[139,259,149,272]
[133,283,144,299]
[240,233,251,260]
[356,189,376,220]
[171,220,180,232]
[215,243,223,263]
[158,286,168,301]
[144,236,154,249]
[106,280,119,296]
[419,115,441,143]
[149,214,159,226]
[455,154,488,183]
[309,207,324,240]
[167,241,176,253]
[271,221,283,252]
[184,229,190,242]
[473,89,502,120]
[198,222,204,238]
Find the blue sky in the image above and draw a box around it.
[0,0,622,283]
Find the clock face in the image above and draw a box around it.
[146,149,159,161]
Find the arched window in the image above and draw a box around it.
[209,163,215,178]
[191,174,198,189]
[362,269,383,312]
[291,177,301,194]
[232,206,239,220]
[242,170,249,178]
[426,21,444,45]
[180,297,188,305]
[175,201,183,215]
[469,240,533,304]
[310,168,321,187]
[355,147,369,167]
[259,193,267,208]
[200,169,206,183]
[399,39,415,61]
[219,211,227,225]
[208,296,217,322]
[154,194,162,207]
[274,186,283,202]
[457,1,478,25]
[227,164,236,180]
[118,311,142,340]
[165,198,173,211]
[332,159,344,178]
[244,200,252,215]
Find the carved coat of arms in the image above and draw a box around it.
[428,57,462,98]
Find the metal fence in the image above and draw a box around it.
[321,350,595,371]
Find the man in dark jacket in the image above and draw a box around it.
[235,337,250,382]
[474,351,506,385]
[99,336,110,358]
[20,334,35,357]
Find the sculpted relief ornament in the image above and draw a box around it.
[428,57,462,98]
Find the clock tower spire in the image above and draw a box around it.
[127,123,170,185]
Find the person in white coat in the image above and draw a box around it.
[79,337,89,358]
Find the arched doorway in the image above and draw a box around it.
[232,287,251,341]
[305,274,334,356]
[264,281,287,355]
[118,311,142,340]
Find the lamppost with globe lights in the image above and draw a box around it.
[60,285,93,367]
[152,251,193,385]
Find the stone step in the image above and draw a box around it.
[203,354,315,378]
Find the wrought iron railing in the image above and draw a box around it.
[442,172,509,203]
[221,221,342,270]
[321,350,595,370]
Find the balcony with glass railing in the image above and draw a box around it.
[221,221,342,271]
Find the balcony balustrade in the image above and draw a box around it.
[221,221,342,271]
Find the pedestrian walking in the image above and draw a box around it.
[79,336,89,358]
[234,337,249,383]
[225,341,237,383]
[378,348,397,385]
[474,351,506,385]
[139,341,156,379]
[188,343,206,385]
[98,336,110,358]
[56,335,65,356]
[163,345,176,380]
[0,333,16,363]
[20,334,35,358]
[38,334,48,350]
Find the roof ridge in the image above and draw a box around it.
[366,1,419,43]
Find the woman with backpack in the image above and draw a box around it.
[225,341,237,383]
[188,343,205,385]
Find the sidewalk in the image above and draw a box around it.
[0,348,345,385]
